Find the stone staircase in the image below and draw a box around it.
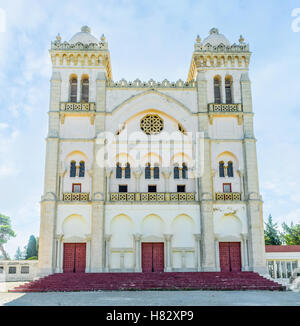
[9,272,285,293]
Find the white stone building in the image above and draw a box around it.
[38,26,267,277]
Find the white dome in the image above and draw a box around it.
[203,28,231,47]
[69,26,99,44]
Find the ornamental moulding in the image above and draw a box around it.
[106,78,196,89]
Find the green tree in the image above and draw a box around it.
[264,214,282,245]
[0,213,16,260]
[281,222,300,245]
[25,235,38,260]
[14,247,24,260]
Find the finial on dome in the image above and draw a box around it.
[56,33,61,42]
[239,35,245,44]
[81,25,91,33]
[196,35,201,43]
[101,34,106,42]
[209,28,219,35]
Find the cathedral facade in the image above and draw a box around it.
[38,26,267,277]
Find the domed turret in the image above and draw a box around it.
[202,28,231,47]
[69,26,99,44]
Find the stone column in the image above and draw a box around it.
[194,234,202,271]
[162,170,172,193]
[55,235,63,273]
[133,169,142,193]
[105,168,113,201]
[104,235,112,272]
[90,72,107,273]
[120,250,125,270]
[241,73,267,274]
[196,71,216,271]
[164,234,173,272]
[241,234,249,271]
[38,72,61,277]
[214,236,220,271]
[134,234,142,272]
[85,236,92,273]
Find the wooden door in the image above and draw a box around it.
[229,242,242,272]
[219,242,230,272]
[63,244,76,273]
[142,243,153,273]
[219,242,242,272]
[142,243,165,273]
[63,243,86,273]
[153,243,164,272]
[75,243,86,273]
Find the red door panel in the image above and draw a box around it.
[75,243,86,273]
[142,243,165,273]
[219,242,230,272]
[63,244,76,273]
[63,243,87,274]
[142,243,153,273]
[219,242,242,273]
[153,243,164,273]
[229,242,242,272]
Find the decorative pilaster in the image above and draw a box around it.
[134,234,142,272]
[104,234,112,272]
[162,170,172,193]
[133,169,143,193]
[241,234,249,271]
[214,235,220,271]
[164,234,173,272]
[194,234,202,271]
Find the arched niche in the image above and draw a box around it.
[110,214,134,248]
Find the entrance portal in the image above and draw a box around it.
[63,243,86,273]
[219,242,242,272]
[142,243,164,273]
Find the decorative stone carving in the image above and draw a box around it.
[140,114,164,135]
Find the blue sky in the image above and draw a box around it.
[0,0,299,257]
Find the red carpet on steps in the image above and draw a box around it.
[9,272,285,293]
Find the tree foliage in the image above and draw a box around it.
[25,235,38,260]
[280,222,300,245]
[0,213,16,260]
[264,215,282,245]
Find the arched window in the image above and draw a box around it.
[154,165,160,180]
[79,161,85,178]
[70,77,78,103]
[125,163,131,179]
[219,161,225,178]
[214,77,221,104]
[182,163,188,180]
[81,77,89,103]
[145,163,151,180]
[70,161,77,178]
[116,163,122,179]
[225,77,233,104]
[227,161,234,178]
[174,165,180,179]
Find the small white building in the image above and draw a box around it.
[37,26,268,277]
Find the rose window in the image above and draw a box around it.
[140,114,164,135]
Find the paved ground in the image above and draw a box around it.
[0,286,299,306]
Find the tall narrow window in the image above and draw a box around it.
[125,163,131,179]
[81,78,89,103]
[225,77,233,104]
[227,161,234,178]
[182,163,188,180]
[116,163,122,179]
[70,161,76,178]
[154,165,160,180]
[70,77,78,103]
[145,163,151,180]
[79,161,85,178]
[214,77,221,104]
[219,161,225,178]
[174,165,180,179]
